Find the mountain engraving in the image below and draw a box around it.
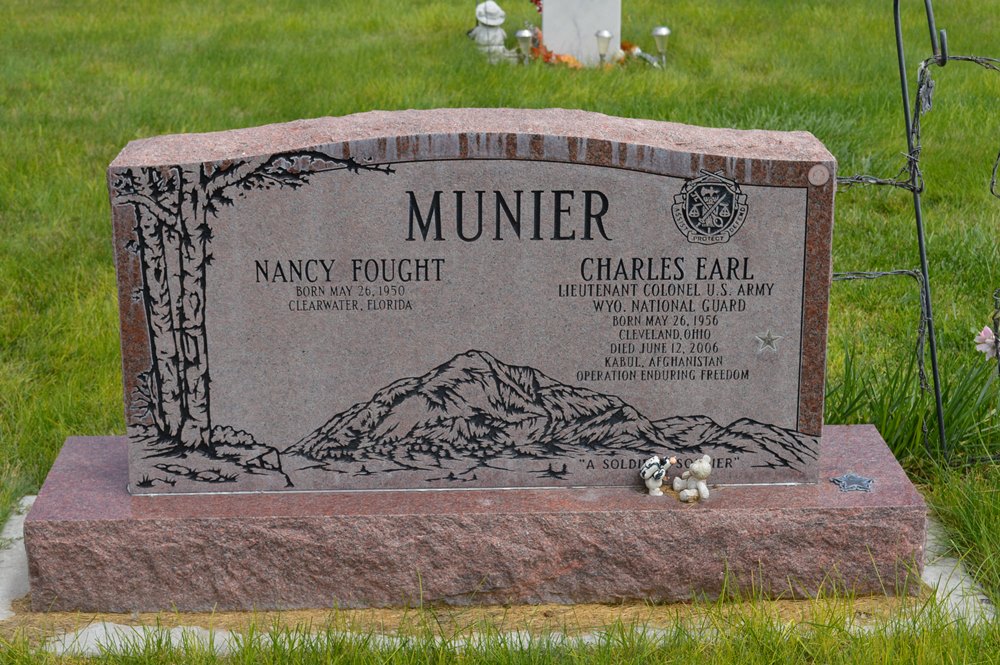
[132,349,817,490]
[281,350,818,488]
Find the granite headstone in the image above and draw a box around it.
[26,110,928,614]
[108,109,834,494]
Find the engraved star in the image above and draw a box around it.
[830,472,874,493]
[755,329,782,353]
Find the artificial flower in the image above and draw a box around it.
[974,325,997,359]
[554,53,583,69]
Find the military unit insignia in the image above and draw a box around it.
[671,170,749,244]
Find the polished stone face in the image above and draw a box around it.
[542,0,622,66]
[109,109,835,494]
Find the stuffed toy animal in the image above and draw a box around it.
[639,455,676,496]
[673,454,712,502]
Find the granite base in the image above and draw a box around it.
[25,426,925,612]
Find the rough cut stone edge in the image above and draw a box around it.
[25,426,924,612]
[110,109,835,169]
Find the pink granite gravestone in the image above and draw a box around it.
[24,110,925,611]
[108,109,833,494]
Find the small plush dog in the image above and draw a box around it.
[639,455,677,496]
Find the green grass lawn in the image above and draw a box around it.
[5,600,1000,664]
[1,0,999,659]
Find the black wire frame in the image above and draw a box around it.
[894,0,949,458]
[834,3,1000,460]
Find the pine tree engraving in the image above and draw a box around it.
[112,150,394,454]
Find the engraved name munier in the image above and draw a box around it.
[406,189,612,241]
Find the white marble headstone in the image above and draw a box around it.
[542,0,622,66]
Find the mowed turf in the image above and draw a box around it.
[1,0,999,593]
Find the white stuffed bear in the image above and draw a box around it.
[639,455,676,496]
[673,454,712,502]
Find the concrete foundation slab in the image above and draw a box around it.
[0,496,34,620]
[25,425,925,612]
